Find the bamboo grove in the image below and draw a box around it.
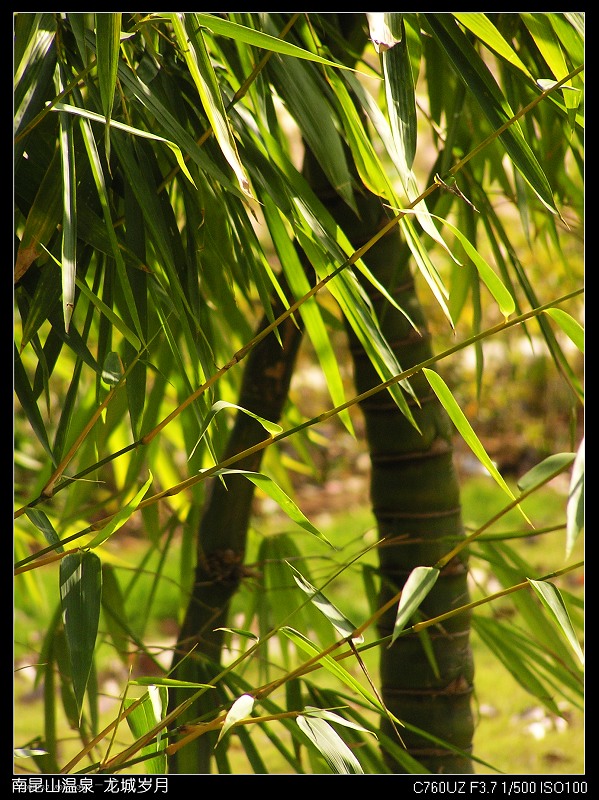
[14,13,583,775]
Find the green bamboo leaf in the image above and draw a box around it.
[95,12,121,163]
[15,150,62,285]
[214,627,259,643]
[78,111,145,346]
[280,627,398,721]
[517,452,575,493]
[345,71,460,276]
[527,579,584,666]
[426,211,516,320]
[52,103,197,188]
[130,677,214,688]
[520,13,575,105]
[271,44,356,214]
[217,693,255,746]
[454,13,532,78]
[544,308,584,353]
[59,551,102,719]
[566,438,584,559]
[24,509,64,553]
[472,615,563,717]
[296,227,419,429]
[212,469,332,547]
[304,706,377,736]
[381,15,418,171]
[424,14,558,215]
[549,13,584,73]
[422,368,523,514]
[38,244,142,351]
[14,344,55,465]
[86,473,153,548]
[327,70,390,199]
[190,399,282,460]
[195,13,353,69]
[124,685,168,774]
[262,195,354,436]
[169,13,254,205]
[57,99,76,333]
[296,714,363,774]
[286,562,363,643]
[19,259,62,351]
[390,566,440,645]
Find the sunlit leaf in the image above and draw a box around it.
[189,399,282,460]
[390,566,440,645]
[125,685,168,774]
[296,714,363,774]
[280,627,399,721]
[287,562,363,643]
[57,98,76,333]
[52,102,197,188]
[210,469,332,546]
[528,579,584,666]
[544,308,584,353]
[304,706,377,737]
[422,368,524,516]
[217,693,255,745]
[86,473,153,548]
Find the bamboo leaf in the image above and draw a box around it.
[544,308,584,353]
[472,615,564,717]
[169,13,254,205]
[189,399,282,460]
[78,111,145,346]
[52,103,197,188]
[517,452,575,493]
[196,13,353,69]
[124,685,168,774]
[287,562,363,643]
[424,14,558,215]
[454,13,533,78]
[304,706,377,736]
[59,551,102,719]
[527,579,584,666]
[14,150,62,284]
[422,368,524,515]
[566,438,584,559]
[217,694,255,746]
[86,473,153,548]
[271,43,356,214]
[14,344,55,465]
[296,714,363,774]
[57,99,76,333]
[24,509,64,553]
[130,677,214,688]
[381,14,418,171]
[280,627,398,720]
[426,211,515,320]
[390,566,440,645]
[262,195,354,436]
[211,469,332,547]
[95,12,121,163]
